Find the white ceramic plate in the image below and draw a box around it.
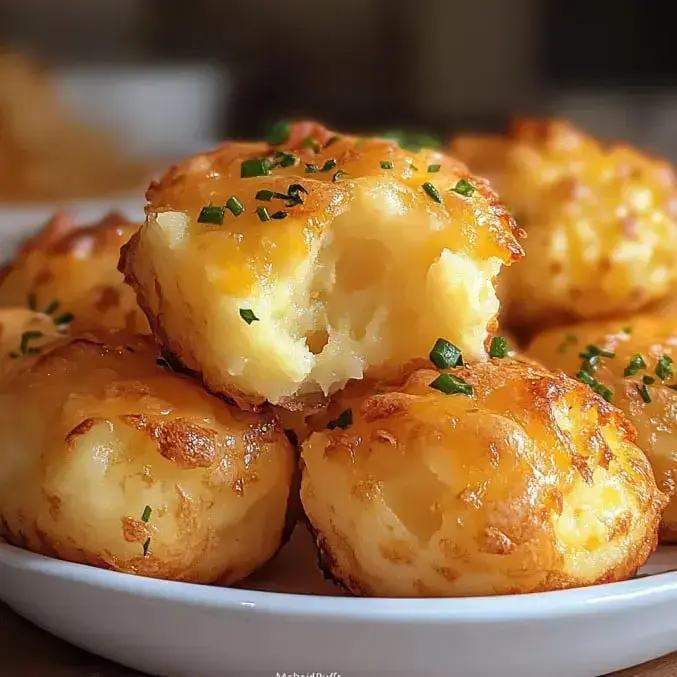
[1,526,677,677]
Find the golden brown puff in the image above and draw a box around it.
[300,358,665,597]
[0,323,295,584]
[450,119,677,334]
[527,315,677,542]
[0,307,64,372]
[0,211,148,333]
[120,121,524,410]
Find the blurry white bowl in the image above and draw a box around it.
[54,63,228,159]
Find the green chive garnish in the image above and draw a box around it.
[656,355,674,381]
[427,164,441,173]
[622,326,632,334]
[594,383,613,402]
[579,344,615,360]
[256,189,275,201]
[452,179,475,197]
[265,120,291,146]
[239,309,259,324]
[422,182,442,203]
[27,292,37,311]
[327,409,353,430]
[271,211,288,220]
[44,299,59,316]
[429,338,463,369]
[321,159,337,172]
[20,331,43,354]
[54,312,75,328]
[624,354,647,377]
[324,135,340,148]
[643,374,655,385]
[226,197,244,216]
[557,333,577,353]
[576,370,596,387]
[429,373,473,396]
[197,205,226,225]
[143,537,151,556]
[332,170,346,182]
[305,164,320,174]
[380,161,394,169]
[489,336,509,359]
[272,151,296,168]
[303,137,321,152]
[241,157,271,178]
[256,207,270,222]
[141,505,152,523]
[637,384,652,403]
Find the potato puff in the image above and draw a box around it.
[120,121,523,410]
[300,356,664,597]
[0,307,64,370]
[0,210,148,333]
[528,315,677,541]
[0,318,296,584]
[450,119,677,333]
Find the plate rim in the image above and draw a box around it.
[3,542,677,623]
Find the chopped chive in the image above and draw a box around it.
[225,196,244,216]
[20,331,43,354]
[489,336,509,359]
[256,189,275,201]
[141,505,152,523]
[156,357,171,368]
[557,333,577,353]
[576,370,596,387]
[197,205,226,225]
[327,408,353,430]
[271,211,288,220]
[272,151,296,168]
[427,164,441,173]
[44,299,60,316]
[239,308,259,325]
[594,383,613,402]
[256,206,270,222]
[241,157,271,178]
[429,373,474,396]
[265,120,291,146]
[624,354,647,377]
[429,338,463,369]
[451,179,475,197]
[332,170,346,182]
[303,137,321,152]
[27,292,37,311]
[643,374,655,385]
[656,355,674,381]
[142,537,151,556]
[580,355,599,373]
[305,164,320,174]
[324,135,341,148]
[321,159,337,172]
[579,344,615,360]
[54,312,75,328]
[622,326,632,334]
[637,384,652,403]
[287,183,308,196]
[380,161,394,169]
[422,182,442,203]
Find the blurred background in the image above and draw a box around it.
[1,0,676,201]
